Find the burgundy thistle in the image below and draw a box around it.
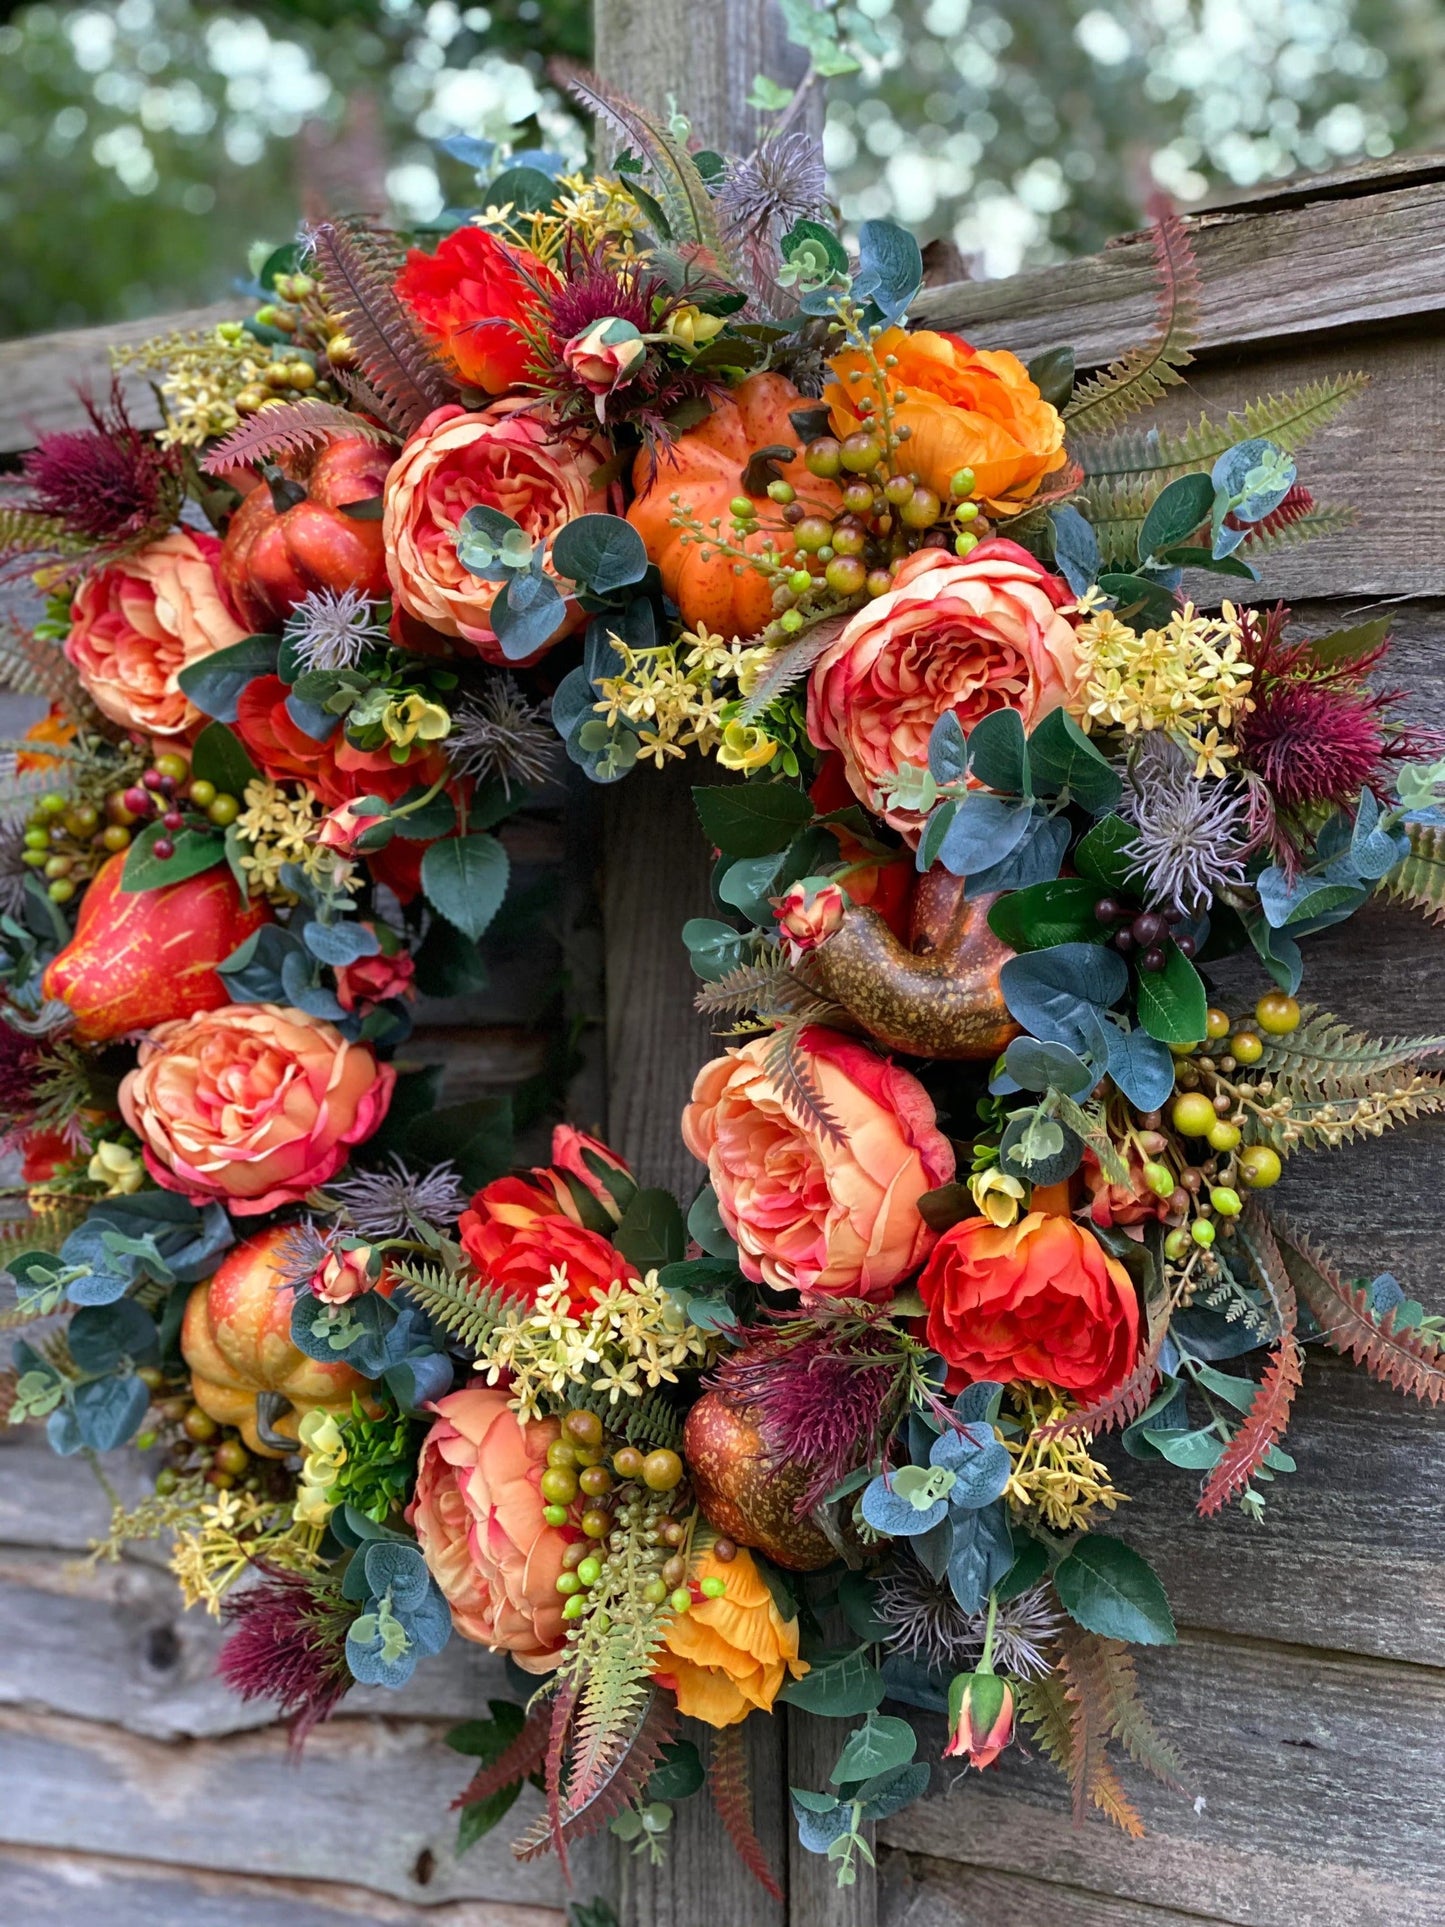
[712,1320,909,1514]
[1236,606,1444,812]
[0,1023,40,1138]
[16,380,183,555]
[217,1566,355,1745]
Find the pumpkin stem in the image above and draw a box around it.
[260,462,308,514]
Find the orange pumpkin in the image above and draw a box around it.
[220,435,394,631]
[627,373,841,640]
[181,1224,376,1457]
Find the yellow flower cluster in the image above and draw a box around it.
[592,623,773,769]
[234,778,357,897]
[112,324,278,447]
[170,1487,323,1614]
[1003,1387,1124,1532]
[1072,601,1255,778]
[484,173,645,265]
[475,1267,716,1423]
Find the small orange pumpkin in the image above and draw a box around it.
[181,1224,376,1456]
[627,373,841,640]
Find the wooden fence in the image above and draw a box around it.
[3,152,1445,1927]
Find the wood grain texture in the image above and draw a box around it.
[0,1843,567,1927]
[788,1710,877,1927]
[877,1853,1237,1927]
[878,1637,1445,1927]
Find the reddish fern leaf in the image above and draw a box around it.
[709,1724,782,1900]
[513,1689,676,1862]
[1198,1210,1302,1516]
[309,217,455,435]
[1064,200,1201,434]
[1058,1628,1145,1837]
[1276,1215,1445,1405]
[1037,1307,1170,1444]
[542,1674,580,1883]
[202,399,395,476]
[453,1701,551,1810]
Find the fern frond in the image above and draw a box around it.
[0,617,90,720]
[0,506,85,565]
[515,1687,675,1862]
[765,1019,846,1148]
[390,1261,523,1352]
[455,1698,552,1810]
[1058,1629,1144,1837]
[307,218,455,436]
[1037,1296,1172,1443]
[1075,374,1368,482]
[694,951,838,1025]
[202,399,396,476]
[1276,1217,1445,1405]
[1063,207,1200,435]
[1380,820,1445,925]
[738,611,850,723]
[1254,1006,1445,1095]
[541,1673,580,1880]
[1245,1074,1445,1155]
[1242,499,1355,556]
[709,1722,783,1900]
[1197,1211,1301,1516]
[561,1379,685,1449]
[554,61,728,264]
[1063,1627,1183,1790]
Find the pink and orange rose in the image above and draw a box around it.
[806,539,1083,841]
[118,1002,394,1214]
[382,401,607,663]
[65,529,245,738]
[918,1210,1140,1402]
[409,1385,573,1670]
[681,1025,954,1301]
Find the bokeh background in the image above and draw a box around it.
[3,0,1443,339]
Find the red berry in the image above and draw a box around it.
[142,769,165,791]
[1094,897,1123,924]
[1175,933,1197,959]
[162,810,184,831]
[123,786,151,816]
[1139,946,1166,972]
[1131,912,1165,947]
[1112,929,1135,953]
[152,837,175,860]
[157,775,178,798]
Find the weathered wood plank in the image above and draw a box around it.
[877,1852,1237,1927]
[0,1702,569,1909]
[879,1636,1445,1927]
[0,1843,567,1927]
[788,1710,876,1927]
[915,166,1445,369]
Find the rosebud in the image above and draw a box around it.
[944,1669,1014,1769]
[562,317,648,406]
[316,800,390,856]
[87,1139,146,1197]
[312,1242,379,1305]
[968,1165,1026,1228]
[772,878,847,964]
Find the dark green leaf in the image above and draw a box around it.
[1138,471,1214,561]
[987,877,1105,952]
[693,781,812,858]
[421,834,510,942]
[551,514,649,595]
[177,634,280,722]
[966,707,1029,796]
[647,1738,705,1802]
[121,822,226,893]
[189,720,259,796]
[1307,615,1392,668]
[1028,344,1076,411]
[613,1187,686,1270]
[831,1713,916,1785]
[1054,1533,1176,1645]
[1026,708,1121,813]
[780,1650,887,1717]
[1099,573,1178,628]
[1073,815,1138,892]
[1135,940,1208,1045]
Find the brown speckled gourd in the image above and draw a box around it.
[809,868,1021,1060]
[683,1392,837,1572]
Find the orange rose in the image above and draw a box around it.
[118,1002,395,1214]
[42,853,271,1043]
[653,1546,808,1726]
[458,1140,639,1312]
[408,1385,573,1670]
[382,401,607,664]
[65,530,246,738]
[918,1211,1140,1402]
[825,326,1066,512]
[681,1025,954,1301]
[395,226,554,393]
[806,539,1082,841]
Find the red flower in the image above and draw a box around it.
[395,227,554,393]
[459,1187,638,1313]
[335,942,417,1014]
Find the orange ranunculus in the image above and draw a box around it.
[806,539,1083,842]
[395,226,554,394]
[65,530,246,738]
[681,1025,954,1302]
[918,1211,1141,1402]
[408,1385,574,1670]
[42,853,272,1043]
[653,1546,808,1726]
[382,401,608,665]
[458,1144,639,1312]
[824,326,1067,512]
[118,1002,395,1215]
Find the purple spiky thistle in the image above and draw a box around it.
[217,1566,355,1746]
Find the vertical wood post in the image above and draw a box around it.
[588,7,875,1923]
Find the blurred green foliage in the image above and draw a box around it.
[3,0,1443,338]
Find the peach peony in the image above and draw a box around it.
[65,529,246,738]
[382,401,607,664]
[681,1025,954,1301]
[654,1546,808,1726]
[806,539,1083,841]
[408,1385,573,1670]
[918,1210,1140,1402]
[825,326,1066,512]
[118,1002,394,1214]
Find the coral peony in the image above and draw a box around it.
[654,1545,808,1726]
[918,1211,1140,1402]
[681,1025,954,1300]
[395,226,553,393]
[825,327,1066,512]
[65,529,245,738]
[807,540,1082,841]
[119,1002,394,1214]
[383,401,607,663]
[42,852,271,1043]
[408,1385,572,1669]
